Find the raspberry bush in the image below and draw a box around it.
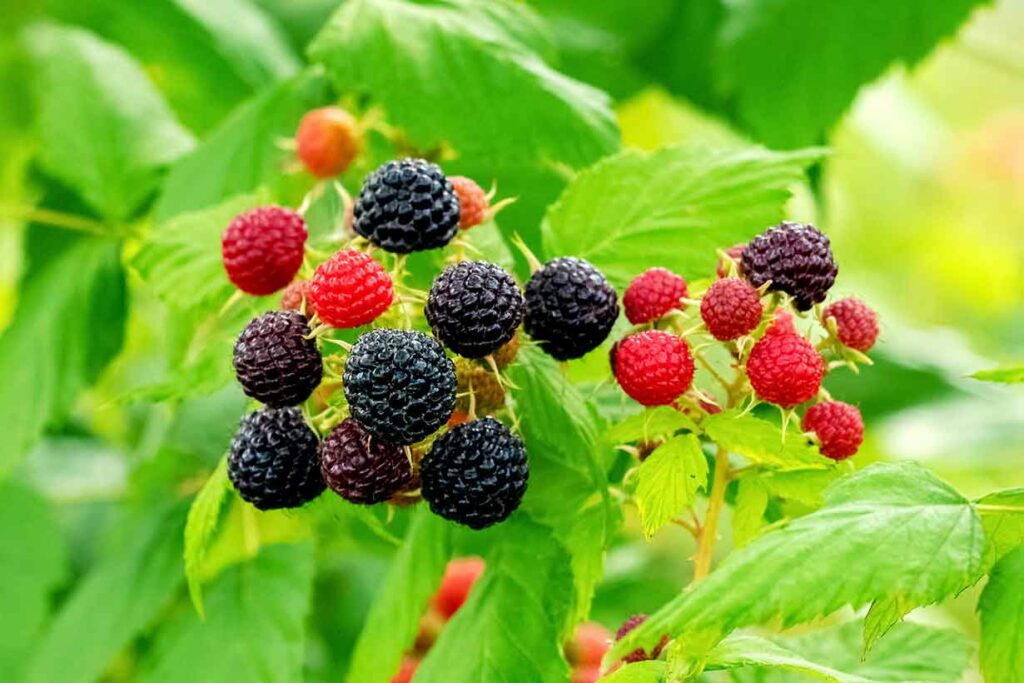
[2,3,1021,683]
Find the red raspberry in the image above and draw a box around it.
[280,280,312,314]
[824,297,879,352]
[568,622,611,668]
[615,614,668,663]
[222,206,307,295]
[309,248,394,328]
[450,176,488,229]
[700,278,763,341]
[614,331,694,406]
[803,401,864,460]
[431,557,485,620]
[746,321,824,408]
[390,658,418,683]
[716,243,746,278]
[295,106,361,178]
[623,268,688,325]
[572,666,602,683]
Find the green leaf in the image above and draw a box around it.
[758,468,844,508]
[732,475,769,548]
[717,0,987,148]
[24,505,187,683]
[414,517,573,683]
[861,596,913,656]
[599,660,667,683]
[709,634,874,683]
[635,434,707,539]
[25,23,194,220]
[608,406,697,444]
[978,488,1024,569]
[0,482,67,681]
[141,542,315,683]
[184,458,231,618]
[0,237,126,475]
[541,145,822,286]
[155,69,329,220]
[703,409,832,470]
[972,366,1024,384]
[345,509,452,683]
[609,462,985,660]
[509,349,620,623]
[308,0,618,255]
[979,546,1024,683]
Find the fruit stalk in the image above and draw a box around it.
[692,444,730,582]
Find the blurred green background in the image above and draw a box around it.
[0,0,1021,682]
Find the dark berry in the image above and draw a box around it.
[425,260,524,358]
[233,311,322,407]
[524,257,619,361]
[420,417,528,529]
[615,614,669,663]
[353,158,460,253]
[741,221,838,310]
[343,329,456,445]
[320,418,412,504]
[228,407,325,510]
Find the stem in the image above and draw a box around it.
[0,205,109,235]
[693,445,730,582]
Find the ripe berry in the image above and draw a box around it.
[615,614,668,664]
[623,267,688,325]
[614,331,694,406]
[741,221,838,310]
[524,257,619,361]
[803,401,864,460]
[320,418,412,504]
[716,243,746,278]
[572,667,602,683]
[432,557,485,619]
[233,311,322,407]
[824,297,879,352]
[343,329,456,445]
[450,176,488,229]
[309,248,394,329]
[280,280,312,315]
[746,322,824,408]
[425,261,524,358]
[353,158,460,253]
[568,622,611,668]
[456,364,506,414]
[420,417,528,529]
[295,106,361,178]
[222,206,307,295]
[390,658,418,683]
[228,408,325,510]
[700,277,763,341]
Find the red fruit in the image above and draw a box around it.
[803,401,864,460]
[450,176,488,229]
[568,622,612,668]
[309,248,394,328]
[572,666,603,683]
[615,614,668,664]
[824,297,879,352]
[280,280,312,314]
[716,243,746,278]
[295,106,361,178]
[746,323,824,408]
[222,206,307,295]
[432,557,485,620]
[700,278,763,341]
[614,331,694,407]
[623,268,688,325]
[390,658,418,683]
[447,408,471,428]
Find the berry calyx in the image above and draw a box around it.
[700,277,763,341]
[623,267,689,325]
[803,401,864,460]
[320,418,412,504]
[425,260,524,358]
[524,257,619,361]
[615,614,668,664]
[353,158,460,253]
[420,417,528,529]
[450,176,488,229]
[613,331,694,406]
[222,206,307,295]
[309,248,394,329]
[233,311,323,408]
[824,297,879,352]
[431,557,485,619]
[741,221,838,311]
[228,408,325,510]
[746,323,824,408]
[343,329,456,445]
[295,106,362,178]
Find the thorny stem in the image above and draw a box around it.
[692,445,730,582]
